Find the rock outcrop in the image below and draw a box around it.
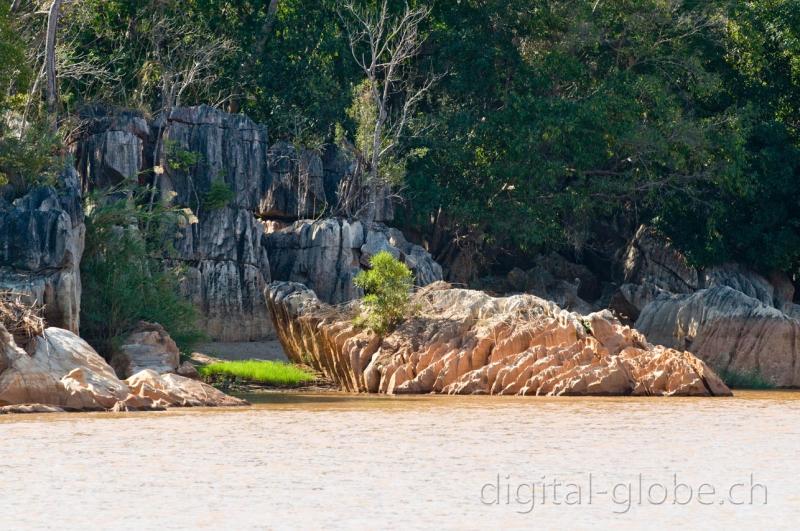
[125,369,246,408]
[0,169,84,333]
[265,218,443,304]
[618,226,800,387]
[110,321,180,379]
[0,324,245,411]
[75,108,151,189]
[635,286,800,387]
[158,106,274,341]
[267,281,730,396]
[74,105,409,341]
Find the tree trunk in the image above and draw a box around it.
[45,0,63,131]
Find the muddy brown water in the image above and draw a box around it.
[1,391,799,529]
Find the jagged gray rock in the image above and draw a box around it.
[0,169,84,333]
[72,105,426,340]
[75,109,150,189]
[635,286,800,387]
[265,218,443,304]
[155,106,273,340]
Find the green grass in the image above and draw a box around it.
[198,360,316,386]
[718,368,775,390]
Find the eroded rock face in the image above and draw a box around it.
[157,106,273,341]
[75,109,150,189]
[635,286,800,387]
[0,325,245,411]
[111,322,180,379]
[73,105,414,340]
[265,218,443,304]
[0,169,84,333]
[125,369,247,407]
[267,281,730,396]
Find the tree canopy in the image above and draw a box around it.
[3,0,800,276]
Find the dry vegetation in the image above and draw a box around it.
[0,291,44,348]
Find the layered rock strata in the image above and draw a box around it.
[267,281,730,396]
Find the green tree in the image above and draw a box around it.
[354,251,414,334]
[80,185,204,355]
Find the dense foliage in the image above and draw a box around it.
[80,186,204,355]
[4,0,800,276]
[354,251,414,334]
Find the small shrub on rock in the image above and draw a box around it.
[353,251,414,334]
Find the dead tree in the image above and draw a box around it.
[45,0,62,131]
[339,0,442,220]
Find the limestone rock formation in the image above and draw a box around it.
[0,325,245,411]
[611,225,699,321]
[73,105,416,340]
[0,169,84,333]
[111,321,180,379]
[635,286,800,387]
[0,326,142,409]
[157,106,272,340]
[265,218,443,304]
[267,281,730,396]
[75,108,150,188]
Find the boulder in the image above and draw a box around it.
[623,225,699,293]
[0,326,139,410]
[703,263,775,308]
[0,325,246,410]
[613,225,698,320]
[125,369,248,407]
[635,286,800,387]
[0,169,84,333]
[111,322,180,379]
[265,218,443,304]
[267,281,730,396]
[176,360,200,379]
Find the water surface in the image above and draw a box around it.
[1,391,798,529]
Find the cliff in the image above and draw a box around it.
[74,105,440,341]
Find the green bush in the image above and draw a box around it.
[202,179,235,210]
[198,360,316,386]
[718,368,775,390]
[80,186,205,355]
[353,251,414,334]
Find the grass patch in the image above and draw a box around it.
[198,360,316,386]
[718,368,775,390]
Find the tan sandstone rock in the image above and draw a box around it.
[0,325,246,410]
[267,281,730,397]
[125,369,248,407]
[0,326,141,409]
[111,321,180,378]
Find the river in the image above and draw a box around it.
[1,391,798,529]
